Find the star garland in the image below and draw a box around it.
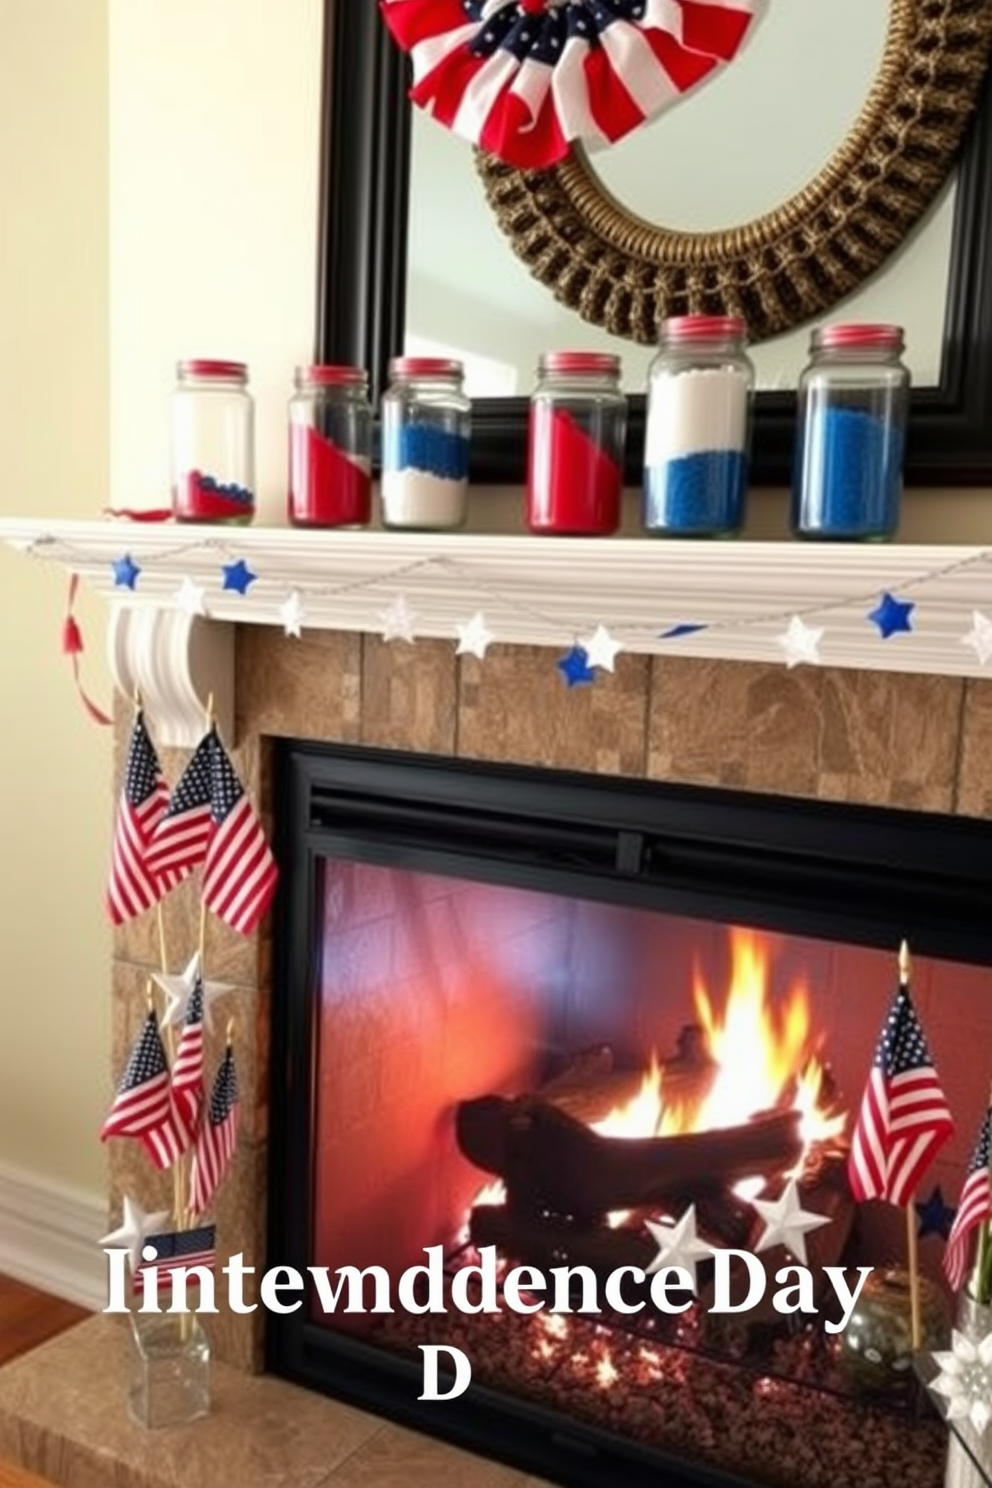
[27,536,992,695]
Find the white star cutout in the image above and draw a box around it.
[380,595,417,643]
[776,615,824,669]
[582,625,623,672]
[174,576,208,616]
[152,952,235,1032]
[931,1330,992,1434]
[644,1204,712,1292]
[962,610,992,665]
[751,1178,831,1265]
[280,590,305,639]
[455,611,494,659]
[99,1194,171,1275]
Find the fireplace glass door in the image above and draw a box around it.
[268,743,992,1488]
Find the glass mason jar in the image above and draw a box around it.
[643,316,754,537]
[791,324,909,540]
[288,364,372,527]
[380,357,471,530]
[171,359,255,524]
[128,1309,211,1429]
[526,352,627,535]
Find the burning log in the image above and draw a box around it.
[537,1031,716,1128]
[455,1094,803,1222]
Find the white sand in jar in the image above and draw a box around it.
[382,470,467,529]
[645,368,750,463]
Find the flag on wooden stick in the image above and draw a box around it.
[145,727,278,936]
[189,1044,241,1216]
[100,1008,184,1171]
[847,967,953,1208]
[170,972,205,1149]
[944,1108,992,1293]
[106,710,182,924]
[134,1224,216,1295]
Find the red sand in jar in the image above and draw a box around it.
[173,471,255,522]
[289,424,371,527]
[526,406,622,534]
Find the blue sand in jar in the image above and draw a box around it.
[794,406,902,537]
[383,425,470,482]
[644,450,747,534]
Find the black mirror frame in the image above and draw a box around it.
[315,3,992,489]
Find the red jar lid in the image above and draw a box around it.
[388,356,463,379]
[539,351,621,374]
[660,316,747,341]
[814,323,904,350]
[178,358,248,379]
[296,364,366,385]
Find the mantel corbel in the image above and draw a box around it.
[107,602,234,749]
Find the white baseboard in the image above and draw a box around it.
[0,1160,107,1312]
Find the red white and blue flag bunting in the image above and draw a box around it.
[380,0,761,169]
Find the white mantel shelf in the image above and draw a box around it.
[3,518,991,742]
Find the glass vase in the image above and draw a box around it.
[944,1294,992,1488]
[128,1310,211,1429]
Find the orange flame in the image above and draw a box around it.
[465,929,845,1220]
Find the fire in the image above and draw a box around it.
[589,930,845,1169]
[590,1056,681,1140]
[464,929,845,1223]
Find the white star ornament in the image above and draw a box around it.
[775,615,823,669]
[455,611,494,660]
[644,1203,712,1292]
[99,1194,171,1274]
[752,1178,830,1265]
[380,595,417,643]
[582,625,623,672]
[153,951,235,1031]
[962,611,992,665]
[174,576,208,616]
[280,590,305,639]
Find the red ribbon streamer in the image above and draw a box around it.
[102,507,174,522]
[63,573,113,727]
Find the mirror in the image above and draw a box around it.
[316,3,992,487]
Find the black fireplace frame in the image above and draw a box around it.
[266,741,992,1488]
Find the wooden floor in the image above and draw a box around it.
[0,1275,88,1369]
[0,1275,89,1488]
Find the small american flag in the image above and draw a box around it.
[944,1110,992,1292]
[848,980,953,1208]
[145,728,277,937]
[190,1046,240,1216]
[100,1011,184,1171]
[203,733,278,936]
[170,974,205,1148]
[106,712,182,924]
[134,1224,216,1295]
[144,732,213,881]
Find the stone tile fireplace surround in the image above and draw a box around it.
[2,519,992,1485]
[115,625,992,1376]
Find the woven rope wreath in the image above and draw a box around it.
[474,0,992,344]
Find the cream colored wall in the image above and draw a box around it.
[0,0,110,1195]
[108,0,323,525]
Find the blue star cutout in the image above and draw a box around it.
[868,591,914,638]
[112,553,141,590]
[659,623,708,640]
[221,559,257,595]
[557,645,596,688]
[915,1186,956,1241]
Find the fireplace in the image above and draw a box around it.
[265,739,992,1488]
